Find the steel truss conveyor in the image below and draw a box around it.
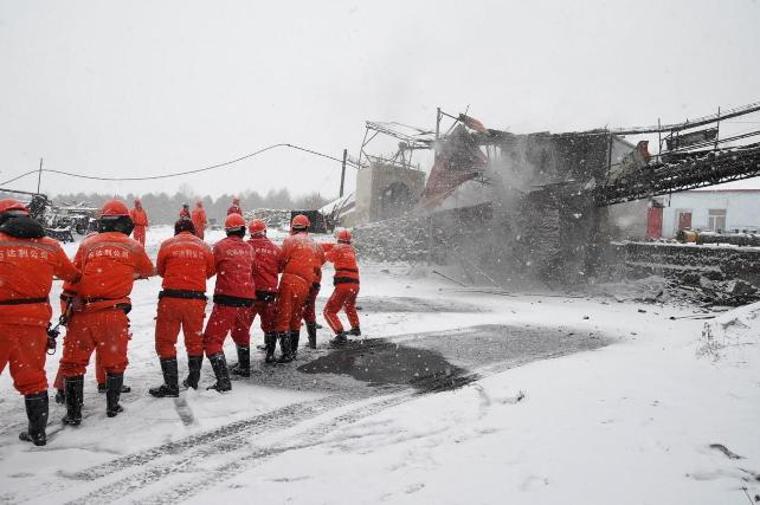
[593,143,760,206]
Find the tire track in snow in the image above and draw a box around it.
[100,392,416,505]
[62,391,368,482]
[2,393,366,505]
[63,392,413,505]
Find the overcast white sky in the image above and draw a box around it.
[1,0,759,199]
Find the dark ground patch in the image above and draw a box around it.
[354,296,484,313]
[297,324,608,392]
[400,324,609,368]
[298,339,477,392]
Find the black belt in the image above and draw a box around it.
[255,290,277,303]
[333,277,360,286]
[213,294,255,308]
[83,297,120,304]
[81,297,132,314]
[337,268,359,273]
[159,289,207,301]
[116,303,132,315]
[0,297,49,306]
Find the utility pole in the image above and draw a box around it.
[339,148,347,197]
[435,107,441,151]
[36,158,43,193]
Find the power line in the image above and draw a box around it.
[0,143,358,187]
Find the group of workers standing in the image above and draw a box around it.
[0,195,361,447]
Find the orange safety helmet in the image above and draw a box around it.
[100,199,130,218]
[0,198,30,215]
[291,214,310,231]
[336,229,352,243]
[248,219,267,236]
[225,212,246,230]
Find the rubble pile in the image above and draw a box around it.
[612,241,760,306]
[353,214,431,263]
[354,203,496,265]
[247,209,292,231]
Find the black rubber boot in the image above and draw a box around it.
[106,373,125,418]
[348,327,361,337]
[19,391,48,446]
[277,332,293,363]
[230,346,251,377]
[264,333,277,364]
[329,332,348,347]
[183,355,203,389]
[62,375,84,426]
[149,358,180,398]
[55,389,65,405]
[98,383,131,394]
[290,330,300,358]
[306,322,317,349]
[207,353,232,392]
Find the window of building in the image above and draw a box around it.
[708,209,727,232]
[676,210,692,231]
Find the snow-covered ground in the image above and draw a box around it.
[1,226,759,504]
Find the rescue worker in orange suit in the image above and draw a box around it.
[52,273,131,403]
[0,199,80,446]
[149,219,215,397]
[179,203,191,221]
[59,199,154,424]
[227,197,242,216]
[301,254,325,349]
[202,213,255,391]
[275,214,324,362]
[234,218,281,369]
[323,229,361,346]
[191,201,207,240]
[129,199,149,246]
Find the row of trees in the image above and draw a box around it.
[53,187,331,225]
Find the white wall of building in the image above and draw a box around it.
[659,190,760,237]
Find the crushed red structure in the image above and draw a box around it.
[420,125,488,207]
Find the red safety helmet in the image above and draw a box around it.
[0,198,30,215]
[336,229,352,243]
[100,199,130,218]
[249,219,267,236]
[291,214,310,231]
[225,213,246,230]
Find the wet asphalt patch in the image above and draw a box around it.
[297,324,608,392]
[298,339,477,393]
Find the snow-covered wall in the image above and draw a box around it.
[612,241,760,305]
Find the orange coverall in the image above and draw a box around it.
[59,232,154,378]
[129,207,149,246]
[191,206,207,240]
[155,231,215,359]
[0,231,79,395]
[275,233,324,333]
[323,243,360,334]
[52,283,109,389]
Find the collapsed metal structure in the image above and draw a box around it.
[0,187,97,242]
[356,101,760,287]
